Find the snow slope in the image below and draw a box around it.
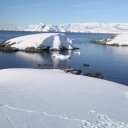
[1,23,128,33]
[0,68,128,128]
[106,32,128,46]
[5,33,73,50]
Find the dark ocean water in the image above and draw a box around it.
[0,31,128,86]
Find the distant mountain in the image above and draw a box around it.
[1,23,128,33]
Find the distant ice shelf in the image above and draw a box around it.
[1,22,128,33]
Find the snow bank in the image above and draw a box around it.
[0,68,128,128]
[106,32,128,46]
[5,33,73,50]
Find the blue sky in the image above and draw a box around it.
[0,0,128,27]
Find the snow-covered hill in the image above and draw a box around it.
[1,23,128,33]
[0,68,128,128]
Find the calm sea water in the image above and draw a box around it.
[0,31,128,86]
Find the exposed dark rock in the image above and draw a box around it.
[0,41,18,52]
[83,64,90,67]
[73,47,79,50]
[90,36,116,45]
[0,47,19,52]
[2,41,10,46]
[5,42,16,47]
[120,44,128,46]
[0,40,79,53]
[50,47,79,51]
[84,72,103,79]
[90,40,106,44]
[23,47,43,53]
[38,46,51,51]
[107,43,119,46]
[64,68,81,75]
[0,41,6,47]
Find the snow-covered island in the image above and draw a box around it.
[92,32,128,46]
[0,68,128,128]
[0,33,78,52]
[106,32,128,46]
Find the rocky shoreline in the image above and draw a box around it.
[91,35,128,46]
[37,64,104,79]
[0,41,79,53]
[90,36,117,45]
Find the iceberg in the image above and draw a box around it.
[51,52,71,60]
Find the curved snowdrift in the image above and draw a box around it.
[4,33,73,50]
[106,32,128,46]
[0,68,128,128]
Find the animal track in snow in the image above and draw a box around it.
[0,104,128,128]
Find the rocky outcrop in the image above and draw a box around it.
[84,72,103,79]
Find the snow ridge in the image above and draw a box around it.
[0,104,128,128]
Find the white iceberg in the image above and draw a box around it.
[5,33,74,50]
[51,52,71,60]
[106,32,128,46]
[74,51,81,56]
[0,68,128,128]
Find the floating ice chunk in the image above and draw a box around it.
[51,53,71,60]
[74,51,81,56]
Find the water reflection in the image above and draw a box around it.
[51,51,72,66]
[106,46,128,57]
[16,50,73,68]
[16,52,52,63]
